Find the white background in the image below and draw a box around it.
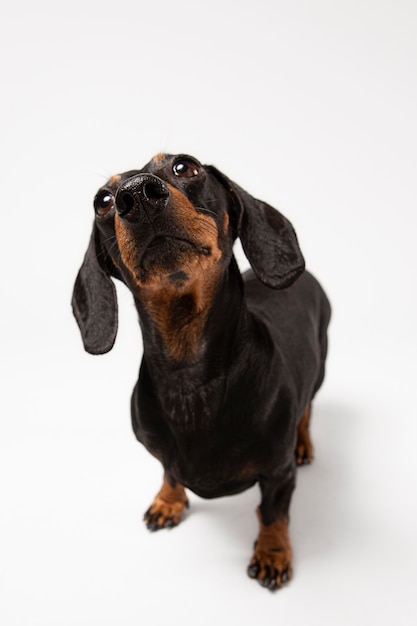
[1,0,416,624]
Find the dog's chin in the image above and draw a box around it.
[140,237,197,277]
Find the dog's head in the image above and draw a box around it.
[72,153,304,355]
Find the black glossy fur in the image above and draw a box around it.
[72,153,331,590]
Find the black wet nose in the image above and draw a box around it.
[115,174,169,221]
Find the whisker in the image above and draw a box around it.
[195,206,218,219]
[96,235,120,263]
[200,198,220,207]
[101,234,117,246]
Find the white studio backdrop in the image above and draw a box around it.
[1,1,416,625]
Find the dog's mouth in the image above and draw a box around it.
[140,235,211,273]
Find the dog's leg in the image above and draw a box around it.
[144,473,189,531]
[295,403,314,466]
[248,471,295,590]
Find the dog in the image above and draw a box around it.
[72,153,331,591]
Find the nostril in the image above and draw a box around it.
[116,175,169,220]
[143,180,169,202]
[117,191,135,216]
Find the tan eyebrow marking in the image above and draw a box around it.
[108,174,121,186]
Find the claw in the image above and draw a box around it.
[164,518,177,529]
[261,566,272,587]
[146,518,160,532]
[296,452,312,466]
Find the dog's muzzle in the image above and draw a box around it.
[115,174,169,223]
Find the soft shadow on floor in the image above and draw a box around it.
[291,398,357,563]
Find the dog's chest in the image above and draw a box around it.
[138,390,262,495]
[169,431,259,498]
[135,367,287,496]
[157,403,266,497]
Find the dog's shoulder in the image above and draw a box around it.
[243,267,329,315]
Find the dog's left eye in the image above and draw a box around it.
[173,159,201,178]
[94,191,115,216]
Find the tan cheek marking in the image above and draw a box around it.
[167,185,223,264]
[166,185,195,219]
[114,213,140,279]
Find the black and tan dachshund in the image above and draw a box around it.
[72,153,331,591]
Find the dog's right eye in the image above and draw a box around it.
[94,191,115,216]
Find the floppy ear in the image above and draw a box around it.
[72,225,118,354]
[208,167,305,289]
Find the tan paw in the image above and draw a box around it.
[144,475,188,531]
[248,549,293,590]
[247,513,293,591]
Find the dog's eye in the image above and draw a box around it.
[94,191,115,216]
[173,159,201,178]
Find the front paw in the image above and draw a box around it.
[144,475,189,531]
[247,546,292,591]
[144,497,188,531]
[247,513,293,591]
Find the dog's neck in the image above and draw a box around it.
[134,257,250,384]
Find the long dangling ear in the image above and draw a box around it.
[71,225,118,354]
[208,166,305,289]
